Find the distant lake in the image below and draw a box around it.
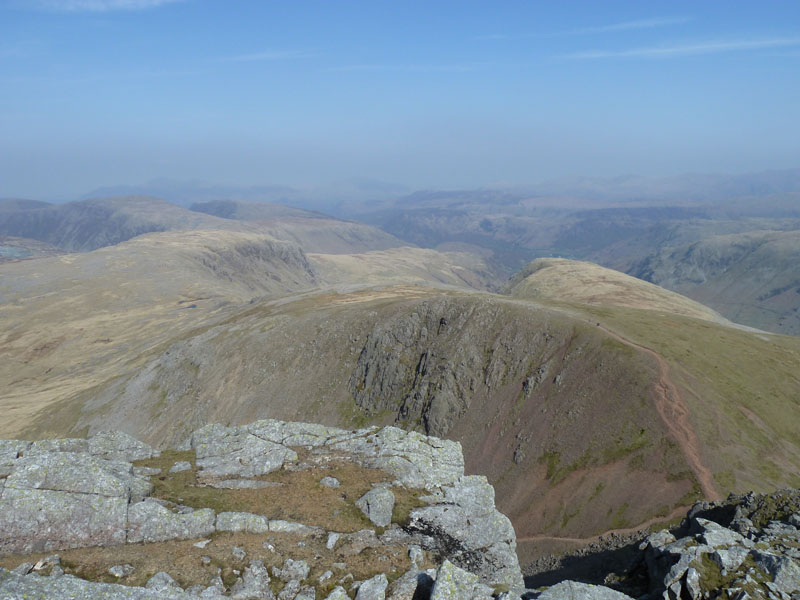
[0,246,32,259]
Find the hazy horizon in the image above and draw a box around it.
[2,0,799,198]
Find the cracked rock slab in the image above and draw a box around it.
[191,424,297,479]
[325,426,464,489]
[4,452,135,497]
[0,487,128,555]
[88,430,157,462]
[127,500,215,543]
[0,567,193,599]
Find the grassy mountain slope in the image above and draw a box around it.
[0,229,317,436]
[504,258,725,323]
[309,247,503,291]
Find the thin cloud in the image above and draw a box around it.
[221,50,317,63]
[572,17,692,34]
[330,63,483,73]
[33,0,183,11]
[562,37,800,59]
[477,16,690,41]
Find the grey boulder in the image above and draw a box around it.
[535,581,635,600]
[356,487,395,527]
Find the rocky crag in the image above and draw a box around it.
[0,420,533,599]
[527,490,800,600]
[1,421,798,599]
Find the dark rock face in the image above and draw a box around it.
[348,297,566,437]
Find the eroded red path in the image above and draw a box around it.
[598,326,720,502]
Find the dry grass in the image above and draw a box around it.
[134,449,426,533]
[505,258,723,322]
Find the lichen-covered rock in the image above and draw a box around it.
[324,587,350,600]
[277,579,301,599]
[216,512,270,534]
[325,426,464,489]
[694,518,748,548]
[356,487,395,527]
[110,564,136,578]
[127,500,215,543]
[0,452,136,554]
[294,587,316,600]
[247,419,365,448]
[752,550,800,593]
[29,438,89,454]
[0,567,192,599]
[274,558,310,583]
[191,424,297,479]
[231,560,275,600]
[89,430,157,462]
[320,476,340,488]
[146,572,183,593]
[406,475,523,589]
[0,440,31,477]
[534,581,635,600]
[386,569,435,600]
[268,520,321,536]
[5,451,133,497]
[639,490,800,599]
[0,421,526,597]
[429,560,493,600]
[355,573,388,600]
[169,461,192,474]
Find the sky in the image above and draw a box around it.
[1,0,800,199]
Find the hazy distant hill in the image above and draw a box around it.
[0,196,411,257]
[630,229,800,335]
[0,196,239,252]
[331,170,800,334]
[0,199,53,212]
[190,199,330,220]
[190,199,410,254]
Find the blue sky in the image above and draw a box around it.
[1,0,799,199]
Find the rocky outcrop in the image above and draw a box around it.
[526,489,800,600]
[0,438,154,555]
[638,490,800,599]
[407,476,522,588]
[0,419,524,599]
